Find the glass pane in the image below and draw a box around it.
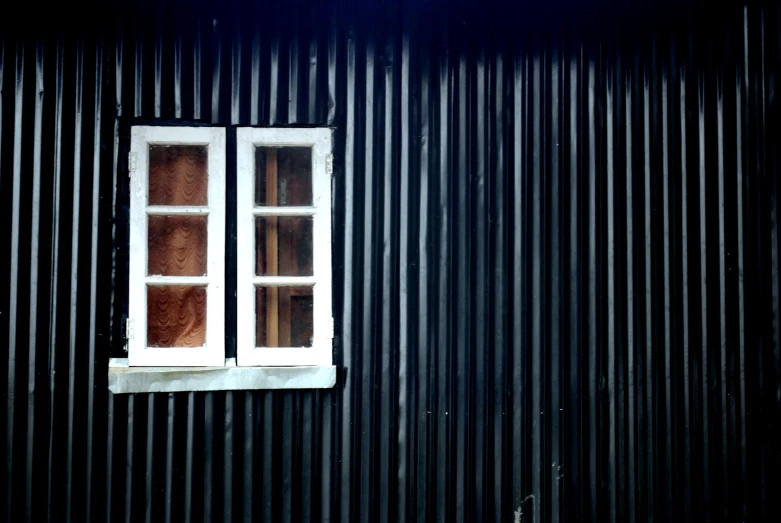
[256,286,313,347]
[255,147,312,206]
[255,217,313,276]
[147,286,207,347]
[148,215,208,276]
[149,145,208,205]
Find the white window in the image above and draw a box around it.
[124,125,332,375]
[128,126,226,366]
[236,128,333,366]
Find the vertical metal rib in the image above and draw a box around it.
[223,391,234,523]
[65,39,84,523]
[134,26,143,117]
[231,19,241,126]
[511,49,525,523]
[474,45,487,523]
[0,35,6,523]
[250,26,261,126]
[184,392,195,523]
[606,48,617,523]
[154,27,162,118]
[567,45,582,523]
[491,49,505,523]
[716,61,728,519]
[678,36,692,520]
[661,42,674,520]
[174,14,182,119]
[436,46,452,523]
[359,34,374,523]
[416,34,432,523]
[624,50,637,523]
[85,39,103,523]
[242,392,254,523]
[203,393,214,522]
[378,30,396,523]
[549,39,562,523]
[586,54,598,523]
[193,16,202,121]
[396,28,410,523]
[164,394,174,523]
[144,394,154,523]
[453,45,468,523]
[696,51,710,522]
[25,39,44,523]
[124,395,135,523]
[211,18,222,124]
[338,17,354,523]
[737,10,748,519]
[6,38,24,523]
[642,44,654,523]
[530,50,543,523]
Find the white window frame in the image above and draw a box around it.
[236,128,333,366]
[128,126,226,367]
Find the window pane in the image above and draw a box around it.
[255,216,313,276]
[147,286,207,347]
[256,286,313,347]
[149,145,208,205]
[255,147,312,206]
[148,215,208,276]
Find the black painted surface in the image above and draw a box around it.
[1,1,780,521]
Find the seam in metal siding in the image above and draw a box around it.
[1,2,780,522]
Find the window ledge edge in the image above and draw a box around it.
[108,358,336,393]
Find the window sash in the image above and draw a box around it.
[128,126,226,367]
[236,128,332,366]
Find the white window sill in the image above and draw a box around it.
[108,358,336,394]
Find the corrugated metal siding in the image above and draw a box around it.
[2,1,780,521]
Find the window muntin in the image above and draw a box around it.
[236,128,332,366]
[128,126,226,367]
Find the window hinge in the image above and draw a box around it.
[128,152,137,174]
[328,317,335,339]
[325,154,334,175]
[126,318,135,339]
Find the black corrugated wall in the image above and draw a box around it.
[1,1,780,521]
